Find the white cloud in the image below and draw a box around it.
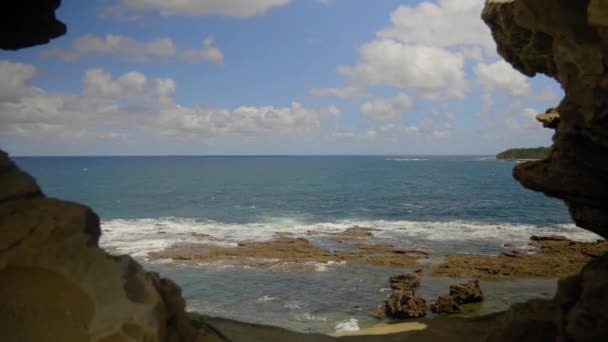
[0,63,335,142]
[41,34,225,65]
[377,0,495,55]
[535,86,561,102]
[360,93,414,120]
[0,60,37,101]
[338,40,468,99]
[115,0,291,17]
[183,36,224,65]
[475,60,532,97]
[309,86,361,99]
[41,34,175,61]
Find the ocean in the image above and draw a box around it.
[14,156,600,333]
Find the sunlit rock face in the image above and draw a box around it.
[0,150,200,342]
[483,0,608,238]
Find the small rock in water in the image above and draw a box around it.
[430,296,462,314]
[530,235,568,242]
[450,280,484,304]
[384,290,427,319]
[389,273,421,291]
[370,306,385,319]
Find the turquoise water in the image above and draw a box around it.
[14,156,598,333]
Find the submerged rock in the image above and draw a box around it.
[450,280,484,305]
[384,290,427,319]
[430,296,462,314]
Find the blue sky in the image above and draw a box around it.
[0,0,562,155]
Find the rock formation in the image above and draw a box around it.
[0,0,67,49]
[384,290,427,319]
[450,281,484,305]
[482,0,608,238]
[0,150,206,341]
[481,1,608,340]
[430,296,462,314]
[389,274,422,291]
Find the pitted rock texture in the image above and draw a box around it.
[0,0,66,50]
[0,150,202,341]
[482,0,608,238]
[384,290,427,319]
[450,280,484,305]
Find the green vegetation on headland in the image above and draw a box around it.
[496,147,550,160]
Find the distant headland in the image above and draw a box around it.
[496,147,550,161]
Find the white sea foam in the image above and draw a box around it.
[99,217,602,259]
[385,158,429,161]
[334,318,360,333]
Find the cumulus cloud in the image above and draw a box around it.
[0,62,336,142]
[183,36,224,65]
[377,0,495,55]
[338,40,468,99]
[112,0,291,17]
[41,34,225,65]
[309,86,361,99]
[360,93,414,120]
[0,60,37,101]
[41,34,175,61]
[475,60,533,97]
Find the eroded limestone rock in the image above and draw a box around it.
[450,281,484,305]
[430,296,462,314]
[384,290,427,319]
[482,0,608,238]
[0,150,202,342]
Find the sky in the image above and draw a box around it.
[0,0,563,156]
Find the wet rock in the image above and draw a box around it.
[389,274,421,291]
[530,235,568,242]
[430,296,462,314]
[384,290,427,319]
[370,306,385,319]
[450,280,483,305]
[427,237,608,280]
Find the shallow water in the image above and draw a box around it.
[146,261,556,333]
[14,155,597,333]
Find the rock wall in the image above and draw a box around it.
[0,0,67,49]
[482,0,608,238]
[0,150,203,341]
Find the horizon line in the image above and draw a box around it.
[12,153,497,158]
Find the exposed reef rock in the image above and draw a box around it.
[384,290,427,319]
[0,0,67,50]
[430,296,462,314]
[149,236,427,268]
[0,150,204,341]
[389,274,421,292]
[482,0,608,238]
[450,280,484,305]
[427,236,608,280]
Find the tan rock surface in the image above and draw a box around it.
[482,0,608,238]
[149,235,426,268]
[0,150,204,342]
[427,236,608,280]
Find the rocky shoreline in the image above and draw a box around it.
[148,226,607,281]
